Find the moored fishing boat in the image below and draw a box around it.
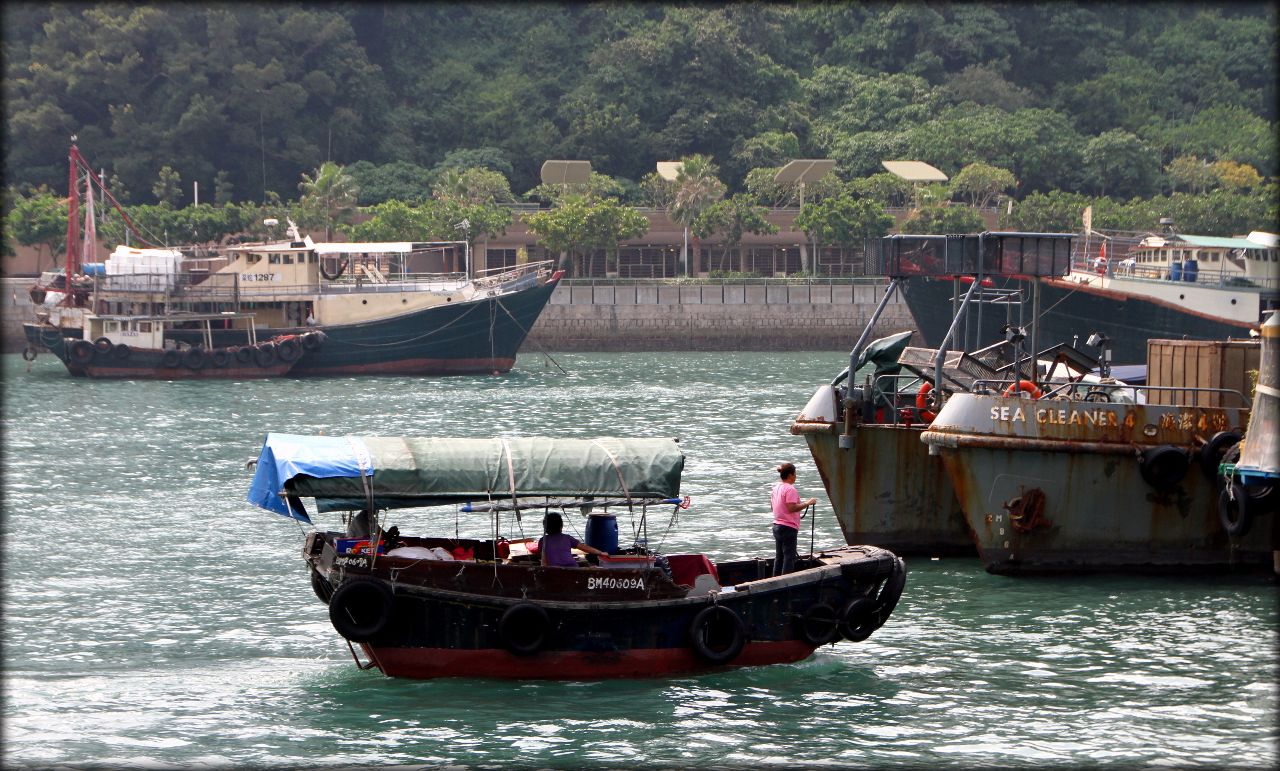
[56,311,324,379]
[920,336,1272,574]
[246,434,907,679]
[793,232,1092,557]
[23,145,563,378]
[902,227,1279,365]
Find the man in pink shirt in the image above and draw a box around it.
[771,462,817,576]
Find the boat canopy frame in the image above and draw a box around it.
[247,434,685,522]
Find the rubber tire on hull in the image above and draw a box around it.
[1219,483,1253,538]
[797,602,841,645]
[328,577,395,643]
[183,347,208,371]
[160,350,182,369]
[93,336,113,354]
[839,597,879,642]
[21,347,37,362]
[277,338,302,363]
[69,339,95,364]
[1200,431,1242,481]
[113,343,131,360]
[210,349,231,368]
[233,346,253,364]
[310,569,334,605]
[1139,445,1190,491]
[301,330,326,351]
[688,605,746,664]
[253,343,278,368]
[499,602,550,656]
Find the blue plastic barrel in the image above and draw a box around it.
[584,514,618,554]
[1169,262,1182,281]
[82,262,106,276]
[1182,259,1198,282]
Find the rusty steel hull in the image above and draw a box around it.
[799,425,974,557]
[922,395,1272,574]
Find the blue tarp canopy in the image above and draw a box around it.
[247,434,684,520]
[247,433,375,522]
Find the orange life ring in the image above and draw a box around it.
[1003,380,1042,399]
[915,382,937,422]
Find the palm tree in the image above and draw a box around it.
[667,154,725,276]
[298,162,359,240]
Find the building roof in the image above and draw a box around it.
[1174,235,1265,249]
[881,160,948,182]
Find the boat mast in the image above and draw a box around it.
[63,145,81,305]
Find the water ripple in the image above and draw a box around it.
[3,352,1277,769]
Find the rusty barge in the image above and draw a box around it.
[919,332,1273,574]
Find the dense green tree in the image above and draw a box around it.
[346,161,433,205]
[1165,156,1216,195]
[902,205,986,235]
[667,155,726,275]
[795,194,894,250]
[432,167,514,206]
[950,162,1017,209]
[152,166,182,208]
[1081,130,1159,199]
[522,194,649,276]
[692,194,779,272]
[297,162,358,241]
[5,186,68,270]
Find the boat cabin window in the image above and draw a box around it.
[308,253,318,263]
[105,320,119,332]
[269,254,279,264]
[282,255,294,265]
[246,254,262,265]
[138,321,152,333]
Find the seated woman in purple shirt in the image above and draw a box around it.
[539,512,607,567]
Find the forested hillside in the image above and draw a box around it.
[3,2,1276,207]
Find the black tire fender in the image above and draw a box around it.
[233,346,253,364]
[301,330,326,350]
[839,596,879,642]
[1219,483,1253,538]
[210,349,231,368]
[797,602,840,645]
[113,343,131,360]
[499,602,550,656]
[21,347,37,362]
[1200,431,1242,480]
[69,339,95,364]
[328,577,395,642]
[688,604,746,664]
[310,569,334,605]
[1138,445,1190,491]
[253,342,278,367]
[160,349,182,369]
[183,347,208,370]
[93,336,113,354]
[277,337,302,363]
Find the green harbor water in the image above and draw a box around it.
[2,351,1277,769]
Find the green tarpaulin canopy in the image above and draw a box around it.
[280,436,684,512]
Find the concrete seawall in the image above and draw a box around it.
[526,280,915,351]
[1,277,916,354]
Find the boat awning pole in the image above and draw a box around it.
[932,277,983,390]
[832,277,903,387]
